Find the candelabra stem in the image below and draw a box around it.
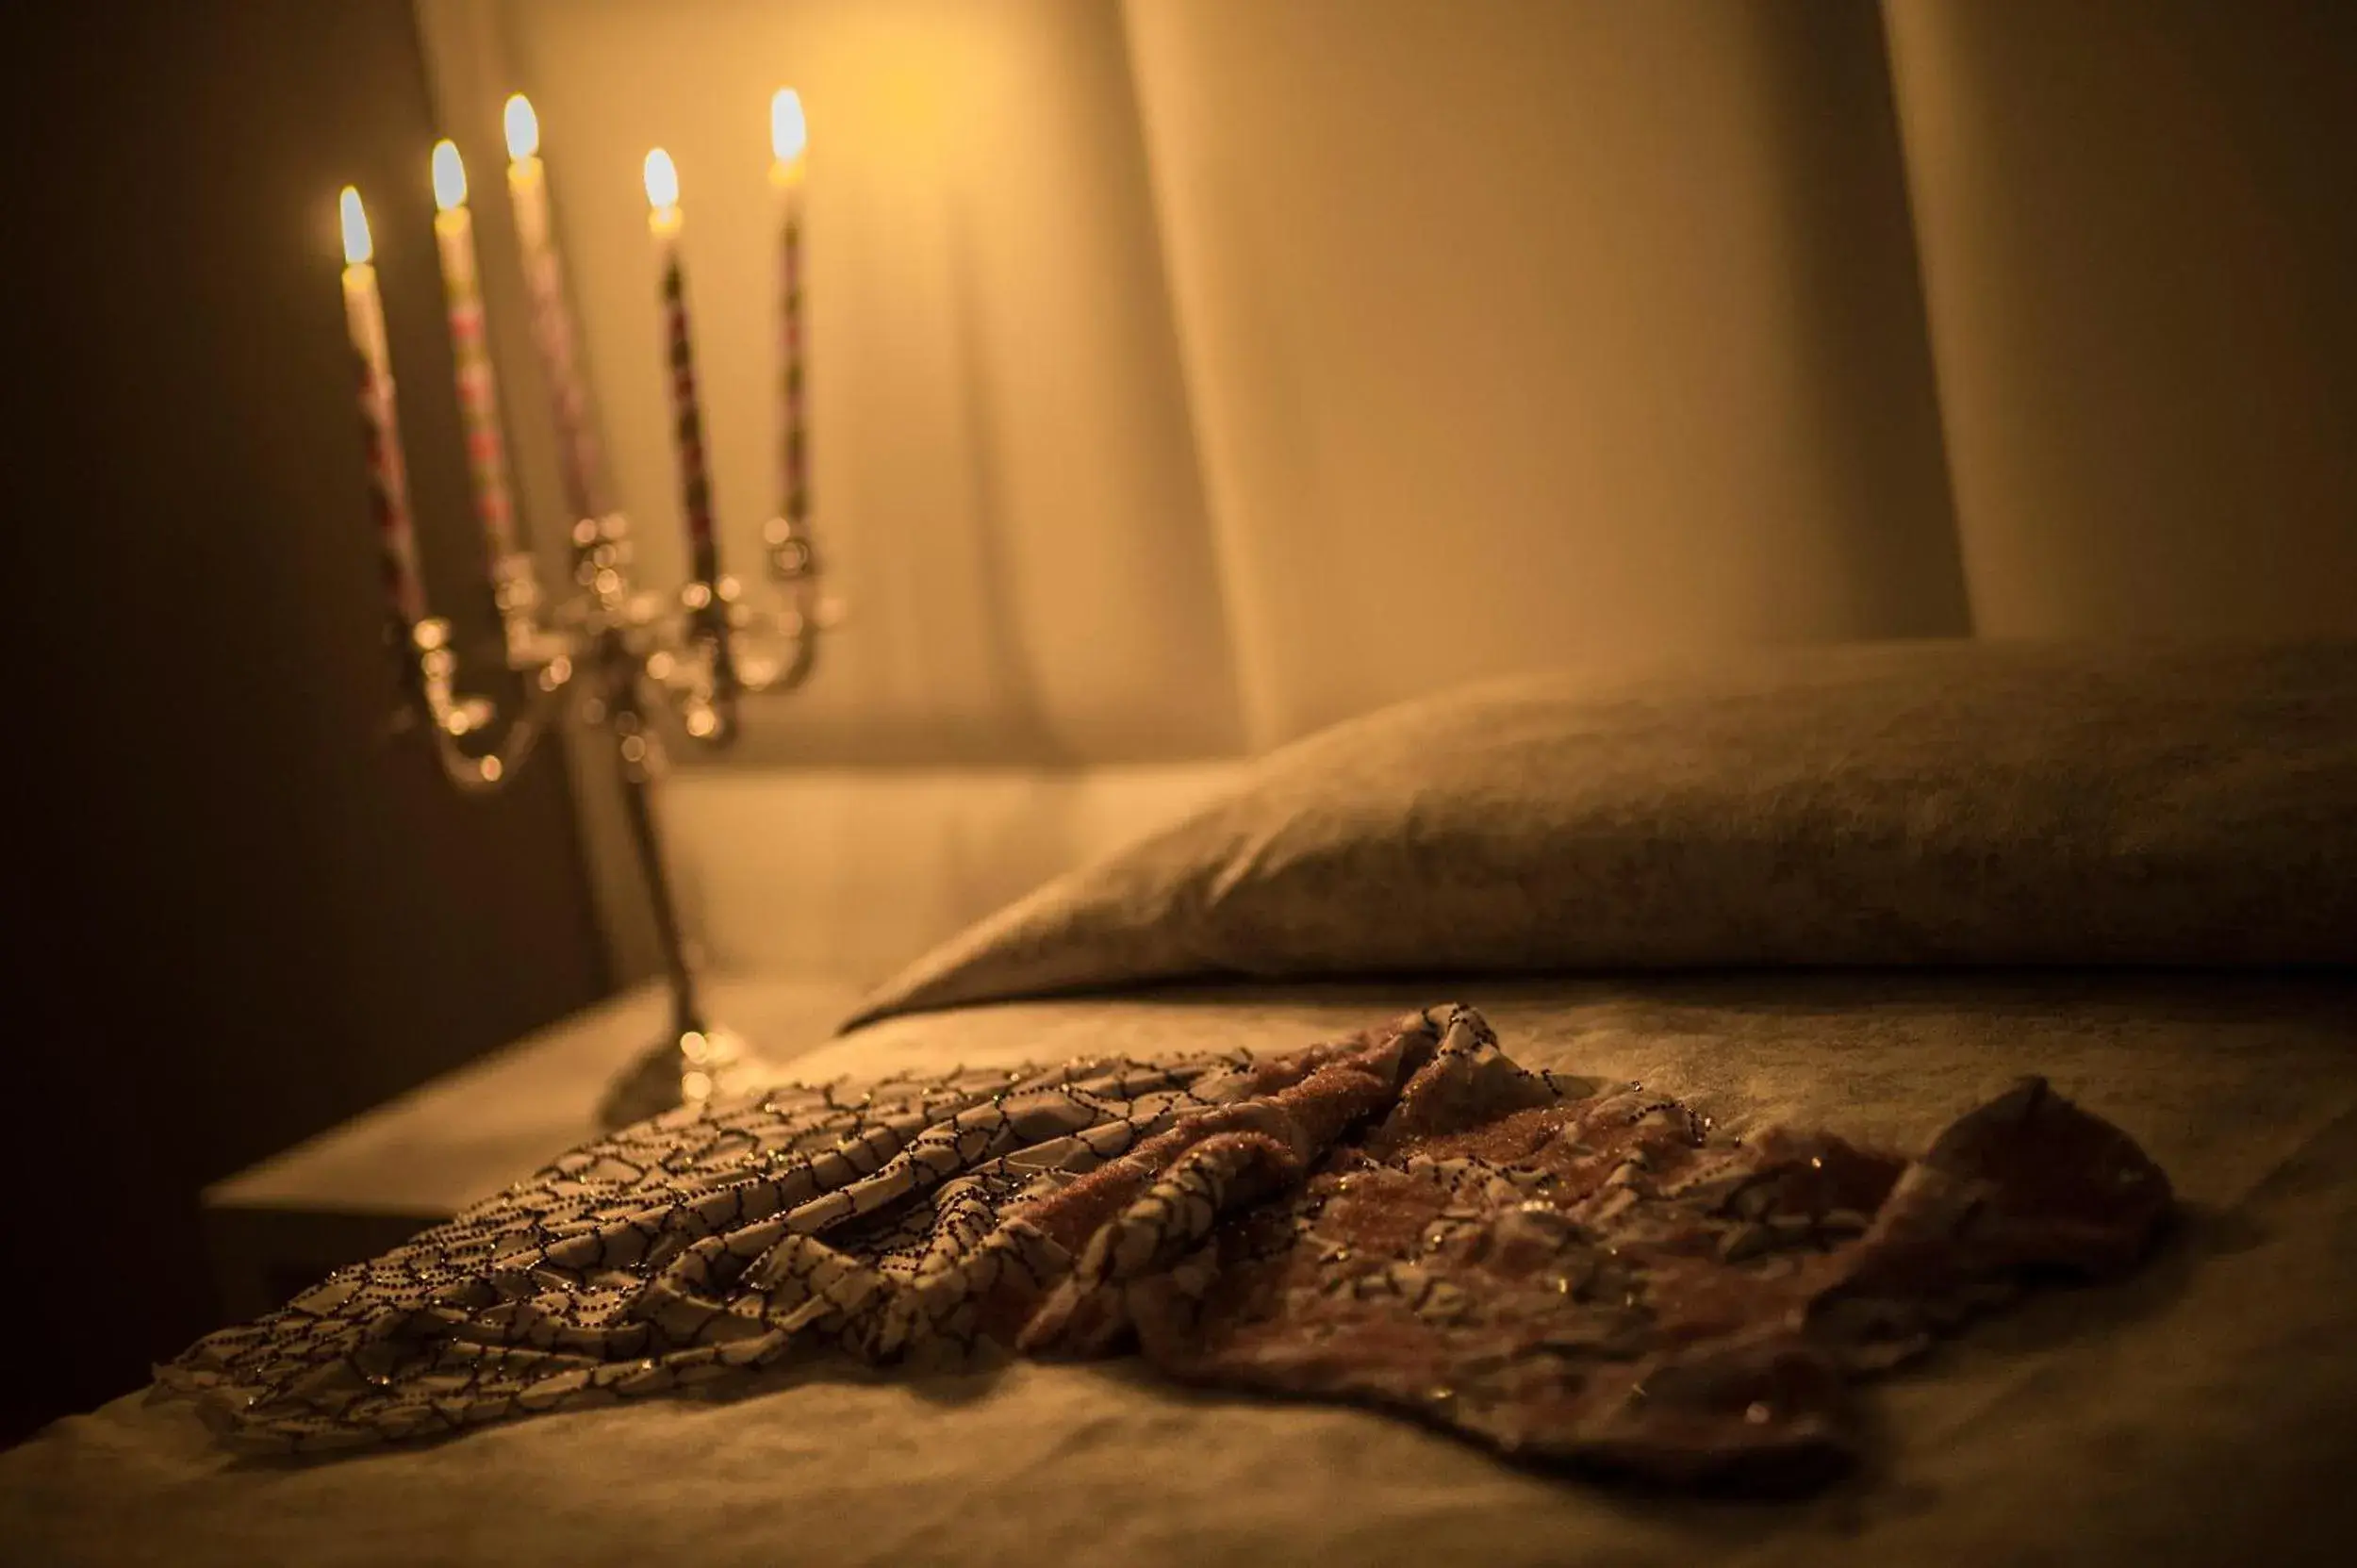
[393,507,829,1126]
[590,633,749,1129]
[617,716,701,1038]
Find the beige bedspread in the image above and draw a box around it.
[7,972,2354,1567]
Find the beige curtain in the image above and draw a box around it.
[413,0,2357,974]
[418,0,2357,760]
[1884,0,2357,640]
[1127,0,1971,746]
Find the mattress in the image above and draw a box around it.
[8,971,2354,1568]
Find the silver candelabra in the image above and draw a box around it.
[396,511,838,1130]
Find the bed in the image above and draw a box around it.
[6,640,2353,1567]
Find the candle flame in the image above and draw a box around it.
[431,140,468,212]
[770,89,807,163]
[503,93,540,161]
[339,187,373,266]
[644,147,680,211]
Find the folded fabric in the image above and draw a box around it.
[163,1008,2169,1490]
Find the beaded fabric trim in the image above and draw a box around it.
[161,1006,2171,1488]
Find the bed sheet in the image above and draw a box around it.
[5,972,2353,1567]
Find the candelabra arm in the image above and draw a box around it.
[395,603,573,794]
[386,512,837,1126]
[429,674,566,793]
[762,559,823,695]
[722,516,838,701]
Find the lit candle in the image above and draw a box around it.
[339,188,430,629]
[645,147,719,586]
[503,94,608,550]
[430,140,522,566]
[769,89,809,536]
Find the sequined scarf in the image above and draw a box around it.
[163,1005,2170,1488]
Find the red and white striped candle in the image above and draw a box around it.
[338,188,430,629]
[429,140,522,566]
[770,89,809,534]
[502,95,609,549]
[644,147,720,587]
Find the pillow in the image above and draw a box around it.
[846,640,2357,1027]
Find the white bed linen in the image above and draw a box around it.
[6,973,2353,1567]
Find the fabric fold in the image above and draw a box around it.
[164,1006,2168,1491]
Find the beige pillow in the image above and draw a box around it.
[848,640,2357,1027]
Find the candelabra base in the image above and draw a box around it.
[594,1022,765,1131]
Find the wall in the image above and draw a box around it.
[14,0,612,1440]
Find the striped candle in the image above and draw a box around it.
[770,89,810,534]
[338,188,430,629]
[644,148,719,586]
[502,95,608,550]
[429,141,522,566]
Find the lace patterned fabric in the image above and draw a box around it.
[163,1006,2170,1487]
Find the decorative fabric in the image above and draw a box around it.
[164,1006,2170,1487]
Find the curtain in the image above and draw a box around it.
[411,0,2357,972]
[415,0,2357,761]
[1126,0,1971,745]
[1884,0,2357,641]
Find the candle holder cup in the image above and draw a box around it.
[395,509,840,1130]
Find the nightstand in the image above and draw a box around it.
[200,976,860,1320]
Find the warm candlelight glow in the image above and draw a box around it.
[504,89,605,526]
[335,183,425,627]
[339,187,373,266]
[503,93,540,162]
[643,147,681,213]
[431,140,469,213]
[430,133,519,564]
[770,86,811,536]
[646,145,713,575]
[770,89,807,164]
